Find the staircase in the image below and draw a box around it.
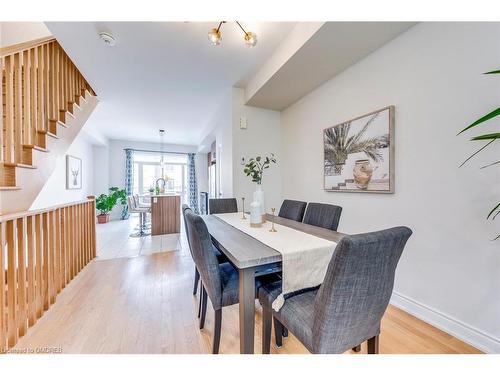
[0,37,98,215]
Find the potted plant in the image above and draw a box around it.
[95,193,117,224]
[243,154,277,220]
[109,187,129,220]
[458,68,500,239]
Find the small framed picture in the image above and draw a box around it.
[66,155,82,190]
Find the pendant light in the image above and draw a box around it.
[159,129,166,176]
[208,22,223,46]
[207,21,257,47]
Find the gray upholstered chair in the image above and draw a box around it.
[278,199,307,222]
[181,204,226,297]
[209,198,238,214]
[259,226,412,354]
[184,210,276,354]
[303,202,343,231]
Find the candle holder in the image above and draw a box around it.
[269,208,277,232]
[241,197,246,219]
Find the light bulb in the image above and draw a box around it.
[208,28,222,46]
[244,32,257,47]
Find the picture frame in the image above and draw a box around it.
[66,155,82,190]
[323,106,395,193]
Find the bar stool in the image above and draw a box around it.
[127,196,151,237]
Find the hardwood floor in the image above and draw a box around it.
[13,220,481,354]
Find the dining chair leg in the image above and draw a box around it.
[193,267,200,295]
[367,335,379,354]
[282,327,288,337]
[199,286,208,329]
[212,309,222,354]
[261,306,272,354]
[197,286,202,318]
[352,344,361,352]
[273,317,283,348]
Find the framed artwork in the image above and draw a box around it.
[66,155,82,190]
[323,106,394,193]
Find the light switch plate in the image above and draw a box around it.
[240,116,247,129]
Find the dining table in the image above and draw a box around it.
[201,213,345,354]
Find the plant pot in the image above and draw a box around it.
[97,214,110,224]
[353,159,374,190]
[253,184,266,222]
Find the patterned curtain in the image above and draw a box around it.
[125,149,134,195]
[123,149,134,219]
[187,153,199,214]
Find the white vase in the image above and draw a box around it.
[253,184,266,222]
[250,201,262,227]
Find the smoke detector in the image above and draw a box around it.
[99,32,116,47]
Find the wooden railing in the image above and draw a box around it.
[0,197,96,352]
[1,37,95,177]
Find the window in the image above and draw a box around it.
[132,151,188,204]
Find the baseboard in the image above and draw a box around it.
[390,291,500,354]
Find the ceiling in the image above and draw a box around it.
[246,22,416,110]
[45,22,295,145]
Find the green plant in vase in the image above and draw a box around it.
[458,69,500,239]
[109,187,129,220]
[243,154,277,221]
[243,154,277,184]
[95,193,118,224]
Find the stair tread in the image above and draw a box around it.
[0,186,21,191]
[46,131,59,139]
[33,146,50,152]
[0,162,36,169]
[37,129,58,138]
[16,163,37,169]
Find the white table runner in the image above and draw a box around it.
[214,212,337,311]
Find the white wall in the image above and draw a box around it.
[232,88,282,212]
[0,22,51,47]
[203,89,234,198]
[201,88,282,210]
[92,144,110,196]
[280,23,500,352]
[31,135,94,209]
[244,22,324,102]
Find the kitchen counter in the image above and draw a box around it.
[150,194,181,235]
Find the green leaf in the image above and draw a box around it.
[459,138,496,167]
[480,160,500,169]
[484,70,500,74]
[471,133,500,141]
[487,202,500,220]
[458,107,500,135]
